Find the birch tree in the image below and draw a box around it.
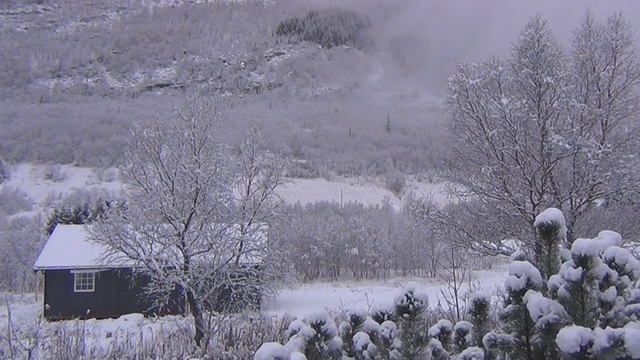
[441,13,640,256]
[92,96,287,348]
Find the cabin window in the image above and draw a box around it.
[74,272,95,292]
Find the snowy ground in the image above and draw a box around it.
[2,163,447,213]
[2,163,123,216]
[264,265,507,317]
[0,264,508,344]
[278,177,448,210]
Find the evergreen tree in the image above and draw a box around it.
[453,321,474,354]
[522,290,568,359]
[394,282,431,359]
[548,231,622,328]
[468,291,492,350]
[339,309,367,358]
[533,208,565,281]
[485,260,544,359]
[45,197,119,235]
[286,312,342,360]
[428,319,453,353]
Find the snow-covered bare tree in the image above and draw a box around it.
[91,95,287,348]
[441,13,640,255]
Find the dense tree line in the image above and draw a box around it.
[275,198,449,282]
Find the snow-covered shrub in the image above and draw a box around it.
[352,331,377,360]
[285,311,342,360]
[456,346,485,360]
[0,186,32,216]
[379,320,402,359]
[549,231,626,328]
[428,319,453,352]
[484,259,544,358]
[533,207,565,279]
[523,289,567,358]
[385,170,407,197]
[452,321,474,353]
[371,304,396,324]
[338,308,367,358]
[395,282,432,359]
[467,291,492,347]
[254,342,291,360]
[555,325,594,358]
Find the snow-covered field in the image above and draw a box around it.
[2,163,447,213]
[2,163,123,215]
[264,266,507,318]
[0,264,508,349]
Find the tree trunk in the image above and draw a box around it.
[187,289,206,347]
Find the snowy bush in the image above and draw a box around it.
[467,291,492,347]
[385,170,407,197]
[283,311,342,360]
[0,186,32,216]
[452,321,474,353]
[533,207,565,280]
[0,216,45,292]
[43,164,67,182]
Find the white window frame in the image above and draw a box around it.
[73,271,95,293]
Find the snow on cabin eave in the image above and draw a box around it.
[32,264,135,271]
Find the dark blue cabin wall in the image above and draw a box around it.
[42,268,184,320]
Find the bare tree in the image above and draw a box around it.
[441,13,640,256]
[91,96,287,348]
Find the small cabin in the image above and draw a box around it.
[33,225,183,320]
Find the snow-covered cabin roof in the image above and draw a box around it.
[33,225,132,270]
[33,223,269,271]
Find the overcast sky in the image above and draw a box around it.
[368,0,640,89]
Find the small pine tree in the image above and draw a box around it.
[548,232,621,328]
[522,290,568,359]
[339,309,367,358]
[533,208,565,281]
[286,312,342,360]
[453,321,474,354]
[485,260,544,359]
[468,291,492,349]
[428,319,453,352]
[394,283,431,359]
